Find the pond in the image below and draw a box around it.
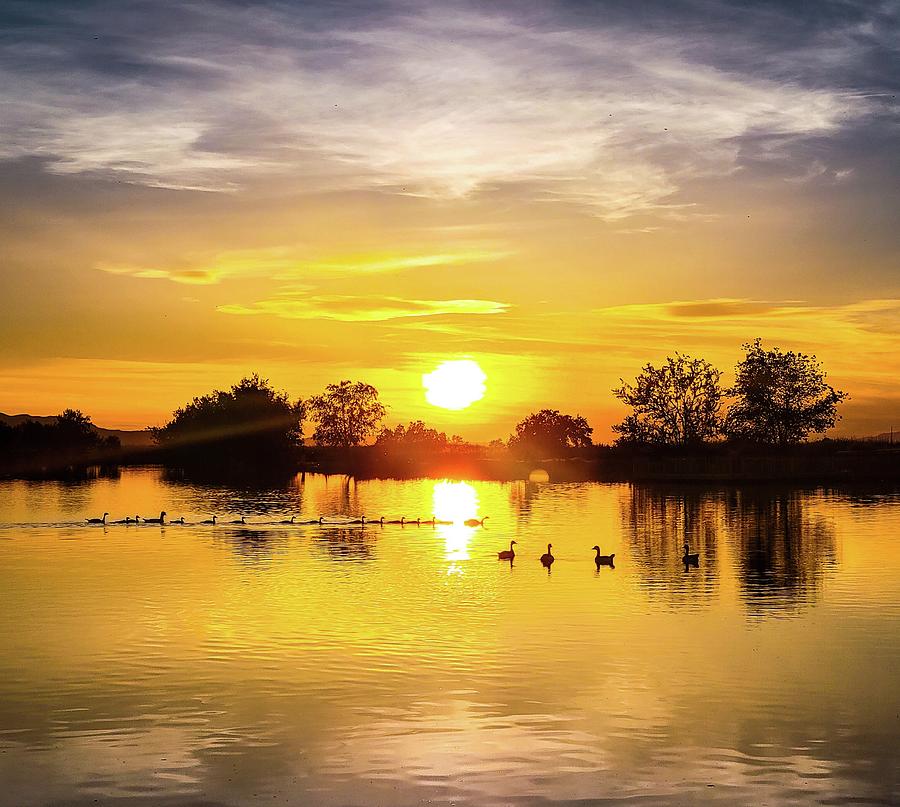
[0,467,897,806]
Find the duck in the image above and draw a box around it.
[229,516,246,525]
[278,516,296,525]
[464,516,488,527]
[86,512,109,524]
[682,541,699,565]
[540,543,554,567]
[200,515,217,525]
[111,514,138,524]
[170,516,185,524]
[592,545,615,566]
[142,511,167,524]
[498,540,517,560]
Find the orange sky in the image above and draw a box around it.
[0,1,897,441]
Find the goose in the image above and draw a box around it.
[464,516,488,527]
[229,516,246,525]
[383,516,403,524]
[170,516,185,524]
[86,512,109,524]
[592,545,615,566]
[498,540,517,560]
[682,542,699,565]
[200,515,217,525]
[540,543,555,567]
[142,511,166,524]
[278,516,296,525]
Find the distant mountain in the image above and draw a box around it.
[0,412,154,447]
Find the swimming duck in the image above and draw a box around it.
[229,516,246,525]
[279,516,296,525]
[498,540,517,560]
[540,543,554,567]
[86,512,109,524]
[592,545,615,566]
[682,542,699,565]
[142,511,167,524]
[464,516,488,527]
[170,516,185,524]
[200,515,217,525]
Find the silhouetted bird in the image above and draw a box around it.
[464,516,488,527]
[682,541,699,565]
[86,512,109,524]
[279,516,296,524]
[593,545,615,567]
[498,540,517,560]
[171,516,185,524]
[200,515,217,525]
[142,511,166,524]
[229,516,246,524]
[112,515,138,524]
[541,543,554,567]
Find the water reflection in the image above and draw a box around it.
[724,489,837,614]
[0,470,897,807]
[313,526,376,563]
[433,481,478,566]
[621,485,720,605]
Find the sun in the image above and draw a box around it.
[423,360,486,410]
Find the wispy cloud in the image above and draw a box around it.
[1,1,889,218]
[218,294,509,322]
[98,246,509,285]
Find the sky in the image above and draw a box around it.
[0,0,898,441]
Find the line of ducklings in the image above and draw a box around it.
[86,512,490,527]
[497,540,701,568]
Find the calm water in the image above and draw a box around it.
[0,467,898,806]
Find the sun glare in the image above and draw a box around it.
[423,360,487,410]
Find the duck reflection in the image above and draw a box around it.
[220,528,287,566]
[724,489,836,613]
[313,527,375,563]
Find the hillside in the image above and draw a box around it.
[0,413,154,448]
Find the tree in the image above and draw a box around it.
[151,374,304,468]
[306,380,386,447]
[508,409,593,458]
[725,339,847,444]
[613,354,723,446]
[375,421,449,455]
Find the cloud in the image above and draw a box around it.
[97,246,509,284]
[218,294,509,322]
[1,1,889,218]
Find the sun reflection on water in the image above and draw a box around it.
[432,481,479,567]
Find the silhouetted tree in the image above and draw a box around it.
[613,354,723,446]
[508,409,593,458]
[725,339,847,444]
[151,374,304,469]
[375,421,449,455]
[306,380,385,447]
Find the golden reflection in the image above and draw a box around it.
[432,480,479,563]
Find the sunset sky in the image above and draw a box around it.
[1,0,897,441]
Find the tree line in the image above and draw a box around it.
[1,339,850,476]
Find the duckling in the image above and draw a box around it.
[682,541,699,565]
[464,516,488,527]
[540,543,554,567]
[592,545,615,566]
[498,540,517,560]
[86,512,109,525]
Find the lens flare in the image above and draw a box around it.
[422,360,486,410]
